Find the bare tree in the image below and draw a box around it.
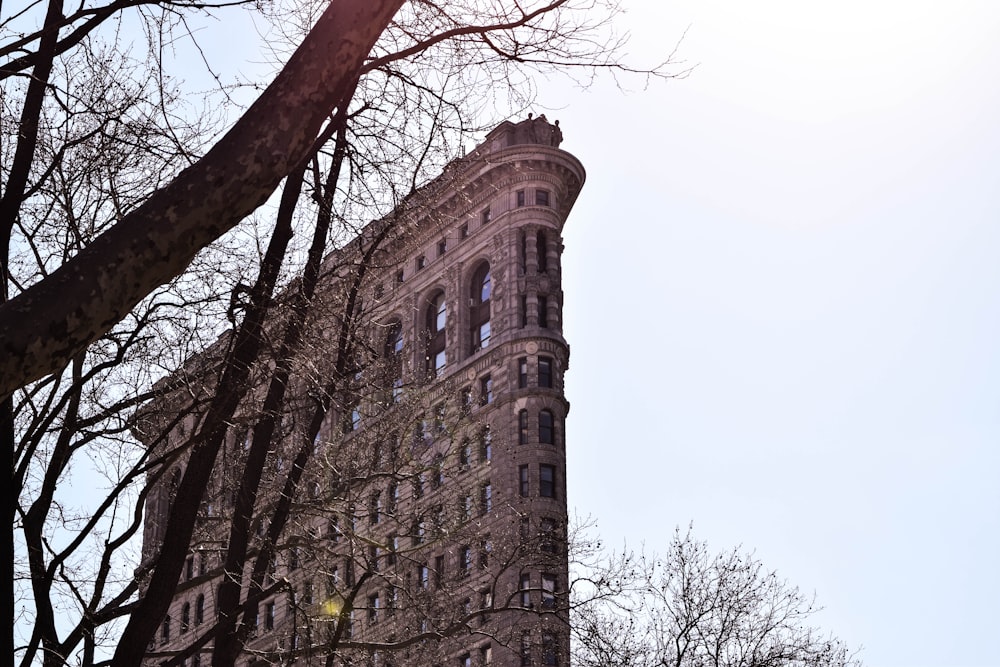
[571,527,861,667]
[5,1,680,665]
[0,0,679,396]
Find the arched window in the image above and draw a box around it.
[425,292,447,377]
[181,602,190,633]
[470,263,491,353]
[539,410,554,445]
[537,230,548,273]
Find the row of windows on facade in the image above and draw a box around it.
[330,641,495,667]
[347,456,557,541]
[312,457,557,563]
[164,564,557,650]
[343,381,558,480]
[409,629,560,667]
[163,513,562,649]
[290,511,560,589]
[397,188,553,284]
[379,263,559,382]
[382,353,554,435]
[297,509,560,582]
[303,426,496,521]
[308,482,495,562]
[166,642,506,667]
[282,510,562,591]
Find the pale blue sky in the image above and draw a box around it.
[56,1,998,664]
[550,2,1000,666]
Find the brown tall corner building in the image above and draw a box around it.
[138,116,585,667]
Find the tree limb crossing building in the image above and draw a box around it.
[138,115,585,667]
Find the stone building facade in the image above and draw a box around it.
[139,116,585,667]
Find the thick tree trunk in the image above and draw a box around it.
[0,0,405,399]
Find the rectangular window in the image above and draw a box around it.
[438,239,447,257]
[518,410,529,445]
[542,574,557,609]
[460,222,469,239]
[413,473,424,499]
[480,427,492,462]
[387,534,399,566]
[480,375,493,405]
[460,546,472,576]
[518,357,528,388]
[370,491,381,524]
[368,594,380,623]
[416,255,426,271]
[185,556,193,581]
[519,464,530,497]
[303,579,314,605]
[460,440,472,469]
[418,564,429,589]
[536,189,550,206]
[459,654,472,667]
[521,630,532,666]
[461,386,473,414]
[435,555,445,588]
[540,518,558,555]
[480,482,492,515]
[431,504,444,536]
[538,357,553,388]
[538,296,548,328]
[542,632,558,666]
[432,456,444,489]
[435,403,446,433]
[396,268,405,283]
[521,295,528,328]
[481,207,491,224]
[481,587,493,612]
[387,586,398,615]
[539,410,554,445]
[480,645,493,665]
[540,464,556,498]
[516,189,525,207]
[369,545,380,573]
[460,494,473,522]
[520,573,531,607]
[387,483,398,514]
[480,536,492,569]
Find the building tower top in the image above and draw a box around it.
[482,114,564,152]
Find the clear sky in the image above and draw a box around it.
[545,2,1000,666]
[55,1,996,664]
